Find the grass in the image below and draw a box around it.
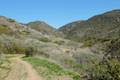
[23,57,80,80]
[0,25,10,30]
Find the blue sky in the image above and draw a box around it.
[0,0,120,28]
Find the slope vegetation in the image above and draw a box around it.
[59,10,120,46]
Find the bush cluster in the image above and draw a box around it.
[7,18,16,22]
[87,38,120,80]
[88,58,120,80]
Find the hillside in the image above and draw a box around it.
[59,9,120,45]
[27,21,62,37]
[0,16,26,35]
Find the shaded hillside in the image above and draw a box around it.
[59,9,120,45]
[59,20,84,35]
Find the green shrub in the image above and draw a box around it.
[25,47,34,57]
[39,37,51,42]
[88,58,120,80]
[1,40,25,54]
[54,40,64,45]
[88,38,120,80]
[0,35,26,54]
[73,75,81,80]
[21,30,30,35]
[104,38,120,59]
[7,18,16,22]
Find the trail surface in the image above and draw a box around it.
[5,57,43,80]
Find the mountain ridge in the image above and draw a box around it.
[59,9,120,45]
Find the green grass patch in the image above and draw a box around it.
[23,57,80,80]
[0,25,10,30]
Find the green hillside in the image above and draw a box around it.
[59,10,120,46]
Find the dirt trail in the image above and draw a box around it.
[5,57,43,80]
